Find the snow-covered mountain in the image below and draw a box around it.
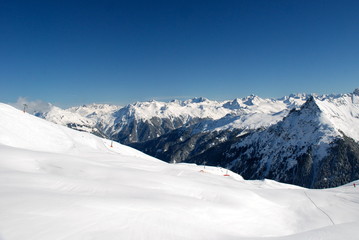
[225,91,359,188]
[130,90,359,188]
[36,103,122,138]
[21,89,359,188]
[1,102,359,240]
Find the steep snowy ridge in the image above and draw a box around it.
[227,92,359,188]
[1,101,359,240]
[229,97,335,174]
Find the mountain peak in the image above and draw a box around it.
[188,97,209,103]
[300,95,321,113]
[223,98,242,110]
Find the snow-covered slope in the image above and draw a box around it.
[1,102,359,240]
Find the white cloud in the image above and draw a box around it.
[9,97,53,114]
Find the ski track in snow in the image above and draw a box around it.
[304,191,335,225]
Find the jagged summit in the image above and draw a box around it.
[241,94,263,106]
[299,95,321,114]
[223,98,242,110]
[186,97,210,103]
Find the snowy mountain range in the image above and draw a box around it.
[32,94,309,142]
[20,89,359,188]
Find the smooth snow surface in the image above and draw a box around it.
[1,103,359,240]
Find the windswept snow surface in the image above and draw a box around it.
[1,103,359,240]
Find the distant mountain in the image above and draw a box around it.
[35,103,121,138]
[129,94,308,162]
[34,94,308,143]
[29,89,359,188]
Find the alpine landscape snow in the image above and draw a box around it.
[1,92,359,239]
[3,1,359,239]
[29,89,359,188]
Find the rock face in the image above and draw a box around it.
[108,115,204,144]
[130,125,243,164]
[315,136,359,188]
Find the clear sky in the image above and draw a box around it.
[1,0,359,107]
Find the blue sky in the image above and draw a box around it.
[1,0,359,107]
